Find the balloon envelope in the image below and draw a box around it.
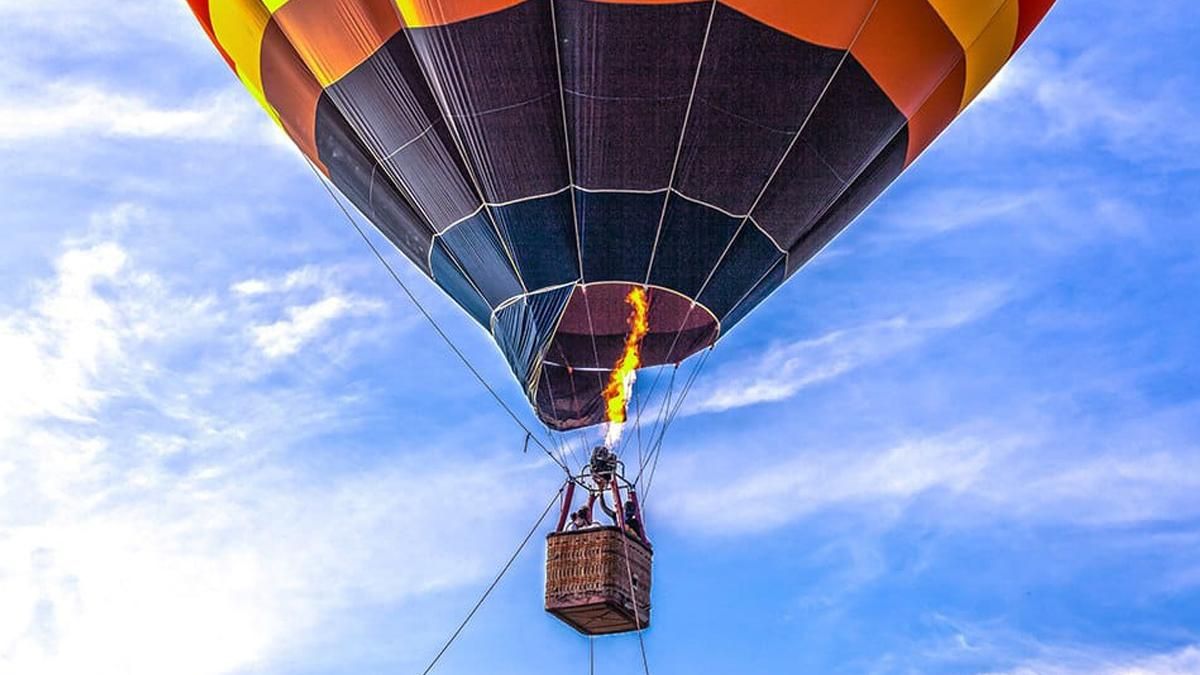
[188,0,1054,430]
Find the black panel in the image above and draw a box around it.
[787,129,909,275]
[675,4,844,214]
[408,0,568,201]
[558,0,710,189]
[752,55,905,250]
[696,4,844,131]
[800,55,905,181]
[437,212,524,306]
[578,190,660,283]
[647,196,741,298]
[329,33,480,231]
[377,120,481,228]
[536,362,605,430]
[722,258,785,332]
[326,34,442,154]
[407,0,559,115]
[698,224,785,320]
[566,93,690,189]
[558,0,709,99]
[315,95,433,273]
[453,96,570,201]
[492,190,580,291]
[430,244,492,326]
[674,102,793,215]
[750,137,845,249]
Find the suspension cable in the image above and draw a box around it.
[642,348,713,503]
[303,160,570,476]
[632,364,679,487]
[420,486,565,675]
[617,520,652,675]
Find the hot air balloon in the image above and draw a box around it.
[187,0,1055,641]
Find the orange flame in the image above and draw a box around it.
[602,287,650,446]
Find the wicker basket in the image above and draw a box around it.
[544,526,652,635]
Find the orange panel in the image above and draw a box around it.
[273,0,402,86]
[395,0,524,27]
[720,0,875,49]
[851,0,964,117]
[260,18,325,170]
[904,58,965,164]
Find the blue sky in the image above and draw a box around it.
[1,2,1198,674]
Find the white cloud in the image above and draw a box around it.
[232,266,336,298]
[654,407,1200,537]
[0,82,279,145]
[964,48,1200,165]
[253,295,369,359]
[657,435,996,535]
[234,267,385,359]
[688,284,1010,415]
[0,233,550,675]
[984,644,1200,675]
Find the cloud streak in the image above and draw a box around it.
[687,284,1011,415]
[0,232,548,675]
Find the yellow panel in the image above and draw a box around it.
[263,0,291,11]
[925,0,1006,47]
[959,0,1019,107]
[210,0,272,99]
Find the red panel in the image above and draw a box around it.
[260,19,326,171]
[1014,0,1055,52]
[904,59,966,165]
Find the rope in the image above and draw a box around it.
[420,486,565,675]
[304,159,571,476]
[617,524,652,675]
[642,348,713,503]
[632,364,679,487]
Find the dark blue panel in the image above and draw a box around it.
[437,212,524,306]
[430,243,492,327]
[787,129,908,275]
[698,224,785,320]
[492,191,580,291]
[722,258,785,332]
[647,196,741,298]
[493,284,574,391]
[578,190,660,283]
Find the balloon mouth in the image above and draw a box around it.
[535,282,718,431]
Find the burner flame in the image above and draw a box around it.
[602,286,650,447]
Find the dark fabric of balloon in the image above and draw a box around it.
[189,0,1056,430]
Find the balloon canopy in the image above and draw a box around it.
[188,0,1054,430]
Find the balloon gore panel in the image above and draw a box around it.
[190,0,1055,430]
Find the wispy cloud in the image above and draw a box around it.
[657,433,998,535]
[983,643,1200,675]
[0,82,278,145]
[0,230,548,675]
[961,46,1200,167]
[687,284,1010,415]
[252,294,379,359]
